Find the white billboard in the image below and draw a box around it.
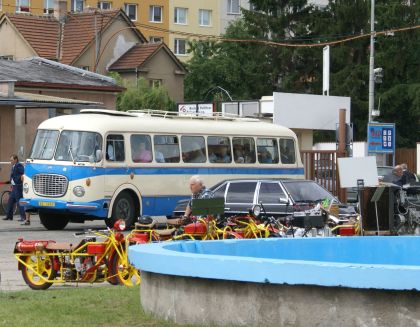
[273,92,350,130]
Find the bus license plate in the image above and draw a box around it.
[39,201,55,207]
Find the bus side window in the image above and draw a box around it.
[207,136,231,163]
[154,135,180,163]
[181,136,206,163]
[106,134,125,162]
[232,137,255,163]
[257,138,279,164]
[279,138,296,164]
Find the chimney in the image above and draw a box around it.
[0,80,16,98]
[54,0,67,22]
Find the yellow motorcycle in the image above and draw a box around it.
[14,220,140,290]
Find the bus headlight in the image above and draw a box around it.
[73,186,85,197]
[23,183,29,194]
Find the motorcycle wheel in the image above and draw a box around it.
[110,248,140,286]
[21,254,56,290]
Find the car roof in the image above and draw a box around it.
[212,178,313,186]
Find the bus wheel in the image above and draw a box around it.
[110,192,136,227]
[39,213,70,230]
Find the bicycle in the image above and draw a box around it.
[0,182,17,215]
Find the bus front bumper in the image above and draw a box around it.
[20,198,108,217]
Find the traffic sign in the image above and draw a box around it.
[367,123,395,153]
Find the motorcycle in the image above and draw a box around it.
[14,219,140,290]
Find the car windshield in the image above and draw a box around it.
[29,129,59,160]
[55,131,102,162]
[283,181,336,203]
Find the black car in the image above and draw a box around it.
[173,178,356,218]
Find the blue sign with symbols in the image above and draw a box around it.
[367,123,395,153]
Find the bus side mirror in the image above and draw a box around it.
[95,149,103,161]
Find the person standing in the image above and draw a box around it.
[401,163,417,185]
[3,154,26,221]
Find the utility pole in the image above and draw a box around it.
[368,0,375,123]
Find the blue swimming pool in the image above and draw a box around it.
[129,237,420,291]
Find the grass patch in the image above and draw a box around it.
[0,286,180,327]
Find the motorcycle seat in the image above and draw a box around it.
[153,228,176,236]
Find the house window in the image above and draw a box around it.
[44,0,53,14]
[97,1,111,9]
[0,55,14,60]
[149,79,162,88]
[174,7,187,24]
[16,0,30,12]
[79,66,90,71]
[149,5,162,22]
[198,9,212,26]
[227,0,240,14]
[174,39,186,55]
[149,36,163,43]
[124,3,137,21]
[71,0,84,12]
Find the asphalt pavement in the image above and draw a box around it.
[0,214,106,291]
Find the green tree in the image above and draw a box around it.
[185,0,419,145]
[117,78,176,112]
[185,0,314,101]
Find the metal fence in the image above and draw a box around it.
[300,150,341,198]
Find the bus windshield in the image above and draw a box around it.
[55,131,102,162]
[29,130,59,160]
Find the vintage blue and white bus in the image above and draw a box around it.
[21,109,304,230]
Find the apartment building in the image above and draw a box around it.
[168,0,220,62]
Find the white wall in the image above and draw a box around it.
[273,92,351,130]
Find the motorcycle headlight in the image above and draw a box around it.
[252,204,261,218]
[114,219,126,231]
[73,186,85,197]
[23,183,29,194]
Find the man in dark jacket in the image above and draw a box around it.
[3,154,26,221]
[401,163,417,185]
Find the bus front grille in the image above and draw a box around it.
[33,174,68,197]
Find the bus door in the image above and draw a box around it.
[104,134,131,196]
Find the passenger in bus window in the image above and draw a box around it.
[233,145,245,163]
[133,141,152,163]
[155,150,165,163]
[107,143,114,161]
[243,147,256,163]
[280,146,295,164]
[258,147,273,163]
[209,145,231,163]
[184,143,206,163]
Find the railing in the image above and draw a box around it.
[300,150,340,198]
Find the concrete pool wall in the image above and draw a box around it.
[129,237,420,326]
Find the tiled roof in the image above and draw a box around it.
[108,43,162,70]
[61,10,120,65]
[6,13,60,59]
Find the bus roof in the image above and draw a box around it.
[37,110,297,138]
